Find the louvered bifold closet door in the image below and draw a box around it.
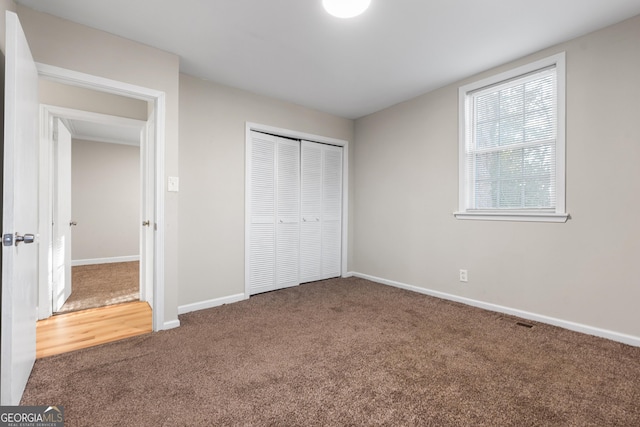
[248,132,277,294]
[300,141,323,283]
[321,144,343,279]
[248,132,341,295]
[275,138,301,289]
[300,141,343,282]
[248,132,301,294]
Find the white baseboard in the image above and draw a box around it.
[349,271,640,348]
[72,255,140,266]
[162,319,180,330]
[178,293,248,315]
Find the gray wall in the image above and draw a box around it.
[71,139,140,261]
[353,15,640,339]
[178,74,354,307]
[0,0,16,53]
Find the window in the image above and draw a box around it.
[455,53,568,222]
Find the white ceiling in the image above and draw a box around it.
[17,0,640,119]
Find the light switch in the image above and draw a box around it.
[168,176,179,192]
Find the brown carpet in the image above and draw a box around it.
[56,261,139,314]
[22,277,640,426]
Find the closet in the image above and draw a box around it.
[247,131,343,295]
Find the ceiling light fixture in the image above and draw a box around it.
[323,0,371,19]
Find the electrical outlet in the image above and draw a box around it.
[459,269,468,282]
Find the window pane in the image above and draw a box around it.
[499,114,524,145]
[524,177,553,208]
[523,143,554,176]
[524,74,555,143]
[474,152,498,180]
[524,108,553,142]
[498,179,523,208]
[476,92,499,121]
[499,85,523,116]
[476,120,499,149]
[525,75,554,112]
[499,148,523,179]
[474,180,498,208]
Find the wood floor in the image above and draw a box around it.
[36,301,152,359]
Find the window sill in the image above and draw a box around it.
[453,211,569,223]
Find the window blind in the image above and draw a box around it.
[464,67,557,210]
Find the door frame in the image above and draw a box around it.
[244,122,349,297]
[39,105,149,318]
[36,63,166,331]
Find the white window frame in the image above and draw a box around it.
[454,52,568,223]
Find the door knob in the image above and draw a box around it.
[142,220,151,227]
[69,221,77,226]
[16,233,35,245]
[4,232,36,246]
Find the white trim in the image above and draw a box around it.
[36,63,168,332]
[178,293,248,315]
[38,104,54,320]
[246,122,348,147]
[162,319,180,330]
[42,105,145,129]
[453,211,569,222]
[71,256,140,267]
[37,63,155,101]
[244,122,350,297]
[350,272,640,348]
[152,93,167,332]
[555,53,567,214]
[457,52,567,222]
[460,53,566,101]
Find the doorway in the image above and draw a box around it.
[37,63,167,331]
[51,112,146,315]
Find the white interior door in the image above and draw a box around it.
[300,141,343,282]
[52,118,72,312]
[140,114,155,306]
[248,132,277,294]
[247,131,301,294]
[1,11,40,405]
[275,138,300,289]
[300,141,322,283]
[321,145,343,278]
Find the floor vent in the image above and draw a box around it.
[516,321,534,328]
[497,314,536,328]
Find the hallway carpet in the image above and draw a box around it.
[57,261,139,314]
